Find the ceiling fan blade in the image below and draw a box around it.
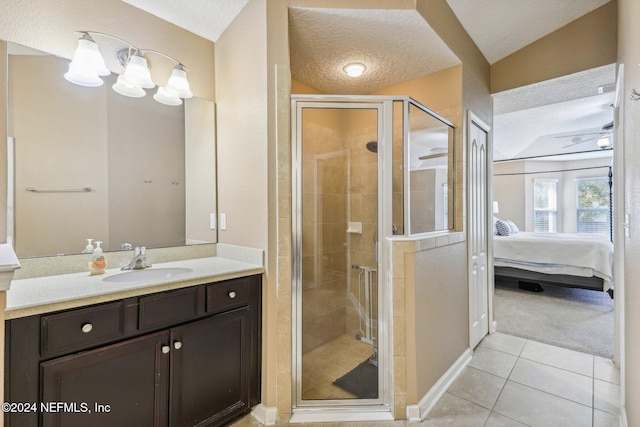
[554,131,605,139]
[561,135,600,149]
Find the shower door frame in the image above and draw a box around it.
[291,95,395,422]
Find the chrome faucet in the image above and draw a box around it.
[122,246,152,270]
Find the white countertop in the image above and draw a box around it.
[5,256,264,319]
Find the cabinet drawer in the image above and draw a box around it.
[207,277,252,313]
[41,301,125,356]
[139,287,199,331]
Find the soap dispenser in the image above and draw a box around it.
[81,239,94,254]
[88,241,107,275]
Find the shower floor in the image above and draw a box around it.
[301,334,376,400]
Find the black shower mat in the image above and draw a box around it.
[333,358,378,399]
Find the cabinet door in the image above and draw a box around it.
[40,330,171,427]
[170,307,251,427]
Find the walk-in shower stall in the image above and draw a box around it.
[291,95,454,420]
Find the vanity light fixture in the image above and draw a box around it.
[65,31,193,106]
[64,33,110,87]
[343,62,366,78]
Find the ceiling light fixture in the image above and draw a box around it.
[65,31,193,106]
[597,137,611,149]
[343,63,366,78]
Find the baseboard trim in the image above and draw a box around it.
[406,348,473,422]
[491,320,498,334]
[620,405,628,427]
[251,404,278,425]
[290,409,394,424]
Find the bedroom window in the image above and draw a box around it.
[533,179,557,233]
[576,177,610,235]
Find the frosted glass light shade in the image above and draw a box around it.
[64,36,110,87]
[154,86,182,106]
[120,53,155,89]
[343,63,366,77]
[112,75,145,98]
[64,61,104,87]
[166,66,193,99]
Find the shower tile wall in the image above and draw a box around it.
[345,122,378,340]
[301,117,349,354]
[301,108,379,355]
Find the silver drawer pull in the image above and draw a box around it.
[174,341,183,350]
[81,323,93,333]
[228,291,237,299]
[161,345,171,354]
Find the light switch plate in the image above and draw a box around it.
[220,213,227,230]
[210,213,216,230]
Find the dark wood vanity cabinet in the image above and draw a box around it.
[5,274,262,427]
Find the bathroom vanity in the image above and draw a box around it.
[4,257,263,427]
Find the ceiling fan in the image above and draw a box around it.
[556,121,613,149]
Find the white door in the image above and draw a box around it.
[468,112,491,348]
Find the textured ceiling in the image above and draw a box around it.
[288,8,460,94]
[446,0,612,64]
[121,0,249,42]
[493,64,616,161]
[123,1,617,161]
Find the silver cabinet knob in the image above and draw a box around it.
[228,291,237,299]
[81,323,93,333]
[174,341,183,350]
[161,345,171,354]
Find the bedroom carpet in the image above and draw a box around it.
[494,278,614,359]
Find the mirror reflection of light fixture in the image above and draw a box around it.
[65,31,192,106]
[343,63,366,77]
[597,137,611,149]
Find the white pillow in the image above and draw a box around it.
[505,220,519,234]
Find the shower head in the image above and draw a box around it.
[366,141,378,153]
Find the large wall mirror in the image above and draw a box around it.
[6,42,217,258]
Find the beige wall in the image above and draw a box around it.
[619,0,640,424]
[0,0,215,250]
[491,2,617,93]
[9,54,109,256]
[493,162,526,229]
[215,0,268,251]
[9,54,186,256]
[106,78,186,251]
[408,242,469,400]
[185,98,218,245]
[0,0,214,100]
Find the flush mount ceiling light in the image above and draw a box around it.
[597,137,612,149]
[65,31,193,106]
[343,63,366,78]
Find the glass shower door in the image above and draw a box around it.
[294,103,382,405]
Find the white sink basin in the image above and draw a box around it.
[103,267,193,283]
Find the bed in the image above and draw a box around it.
[493,232,614,297]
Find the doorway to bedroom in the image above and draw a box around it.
[490,65,618,361]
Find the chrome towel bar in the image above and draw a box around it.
[26,187,92,193]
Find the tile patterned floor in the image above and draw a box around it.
[232,332,620,427]
[301,334,376,400]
